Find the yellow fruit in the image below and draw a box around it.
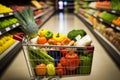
[0,40,3,46]
[0,47,4,54]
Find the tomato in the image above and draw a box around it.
[57,63,63,68]
[37,37,47,44]
[56,68,65,75]
[56,63,66,75]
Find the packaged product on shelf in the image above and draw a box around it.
[0,4,13,14]
[0,33,16,54]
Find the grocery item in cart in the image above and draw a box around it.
[14,29,94,79]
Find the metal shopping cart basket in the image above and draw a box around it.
[13,33,94,80]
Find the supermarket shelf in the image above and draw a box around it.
[75,13,120,69]
[0,41,22,72]
[77,13,93,26]
[92,8,120,15]
[0,41,19,60]
[0,23,20,36]
[94,29,120,68]
[94,29,120,56]
[82,6,120,15]
[38,10,55,28]
[34,7,53,19]
[33,6,49,11]
[75,13,94,35]
[82,9,120,32]
[92,15,120,32]
[0,12,14,18]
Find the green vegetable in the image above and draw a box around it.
[99,11,118,22]
[29,51,38,67]
[77,55,92,74]
[0,18,18,29]
[80,56,92,66]
[45,31,53,39]
[111,0,120,10]
[14,8,39,38]
[47,63,55,75]
[67,29,86,41]
[78,66,91,74]
[87,53,93,59]
[28,47,54,65]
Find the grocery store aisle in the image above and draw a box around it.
[1,12,120,80]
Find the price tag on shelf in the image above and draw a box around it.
[0,14,4,17]
[0,31,2,35]
[5,27,10,31]
[16,23,20,26]
[116,26,120,31]
[111,24,114,27]
[99,18,103,22]
[9,12,13,15]
[12,24,16,28]
[111,10,116,13]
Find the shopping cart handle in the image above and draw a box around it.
[13,32,24,42]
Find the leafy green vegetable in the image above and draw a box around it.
[67,29,86,41]
[111,0,120,10]
[14,7,38,38]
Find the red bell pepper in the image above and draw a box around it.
[65,52,80,71]
[60,57,67,66]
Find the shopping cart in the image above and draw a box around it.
[13,33,94,80]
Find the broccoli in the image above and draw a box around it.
[67,29,86,41]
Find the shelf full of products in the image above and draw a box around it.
[75,0,120,68]
[36,10,55,28]
[79,8,120,32]
[0,4,22,73]
[0,0,55,73]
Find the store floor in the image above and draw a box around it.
[1,12,120,80]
